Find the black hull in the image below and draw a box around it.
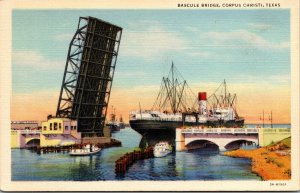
[130,119,244,148]
[130,119,244,135]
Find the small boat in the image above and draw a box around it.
[69,144,102,156]
[153,142,172,158]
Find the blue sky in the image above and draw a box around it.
[13,9,290,93]
[12,9,291,123]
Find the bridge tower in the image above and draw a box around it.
[56,17,122,137]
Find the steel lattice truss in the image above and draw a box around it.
[56,17,122,134]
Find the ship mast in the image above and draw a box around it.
[151,62,197,114]
[172,62,176,113]
[224,79,227,107]
[207,79,239,114]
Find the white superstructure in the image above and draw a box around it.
[153,142,172,158]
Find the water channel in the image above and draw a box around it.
[11,127,267,181]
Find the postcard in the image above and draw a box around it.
[0,0,299,191]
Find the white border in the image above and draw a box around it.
[0,0,299,191]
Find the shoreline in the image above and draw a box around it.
[224,141,291,180]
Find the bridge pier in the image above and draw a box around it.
[218,146,226,152]
[175,128,186,151]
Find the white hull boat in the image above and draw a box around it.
[69,144,102,156]
[153,142,172,158]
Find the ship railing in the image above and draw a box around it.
[131,117,160,121]
[181,128,259,134]
[131,117,182,121]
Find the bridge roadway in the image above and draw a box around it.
[176,127,259,151]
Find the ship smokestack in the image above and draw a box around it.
[198,92,207,115]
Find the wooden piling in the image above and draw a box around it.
[115,147,154,174]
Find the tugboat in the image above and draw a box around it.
[129,62,244,147]
[153,142,173,158]
[69,144,102,156]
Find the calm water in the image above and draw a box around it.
[11,127,268,181]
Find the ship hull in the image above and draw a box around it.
[130,119,244,134]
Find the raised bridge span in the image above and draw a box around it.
[176,127,259,151]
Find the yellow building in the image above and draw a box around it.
[40,118,81,147]
[11,130,21,148]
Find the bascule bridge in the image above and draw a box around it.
[56,17,122,138]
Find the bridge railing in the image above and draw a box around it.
[181,127,259,134]
[262,128,290,133]
[20,130,41,135]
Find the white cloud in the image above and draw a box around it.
[13,51,64,69]
[53,33,73,41]
[13,51,43,65]
[248,23,273,31]
[268,74,290,84]
[120,21,213,60]
[184,26,201,33]
[120,27,185,59]
[114,71,147,78]
[204,30,289,51]
[232,74,290,86]
[120,21,187,59]
[186,51,212,58]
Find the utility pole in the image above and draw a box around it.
[139,102,143,119]
[269,111,273,128]
[263,110,265,128]
[260,110,265,128]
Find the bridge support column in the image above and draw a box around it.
[175,128,186,151]
[218,146,226,152]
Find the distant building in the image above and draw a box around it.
[11,130,21,148]
[11,121,39,130]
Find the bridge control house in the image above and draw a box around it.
[40,118,81,147]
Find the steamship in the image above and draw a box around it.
[129,63,244,142]
[106,106,125,132]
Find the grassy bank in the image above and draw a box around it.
[224,137,291,180]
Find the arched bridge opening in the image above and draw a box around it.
[186,140,219,152]
[25,139,40,148]
[225,139,257,151]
